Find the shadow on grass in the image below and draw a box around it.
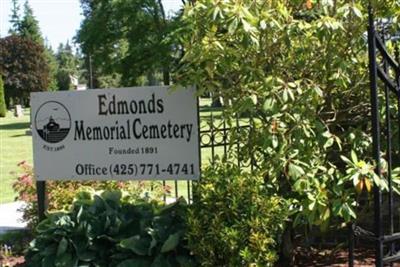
[0,226,27,234]
[199,106,223,112]
[10,134,30,138]
[200,113,223,119]
[0,122,30,131]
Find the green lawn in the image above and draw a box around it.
[0,109,33,204]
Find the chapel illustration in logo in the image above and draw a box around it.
[35,101,71,143]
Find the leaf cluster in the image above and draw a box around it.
[25,192,196,267]
[76,0,177,86]
[187,164,289,267]
[175,0,400,229]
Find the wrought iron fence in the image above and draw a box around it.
[161,110,255,204]
[349,6,400,267]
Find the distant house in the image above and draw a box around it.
[69,74,87,90]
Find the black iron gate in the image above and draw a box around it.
[349,5,400,267]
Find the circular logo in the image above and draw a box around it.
[35,101,71,144]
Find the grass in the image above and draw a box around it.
[0,109,33,204]
[0,98,244,204]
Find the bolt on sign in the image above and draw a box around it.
[31,86,200,180]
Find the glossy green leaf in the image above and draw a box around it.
[56,237,68,256]
[288,163,305,178]
[120,235,150,256]
[160,232,181,253]
[263,98,275,112]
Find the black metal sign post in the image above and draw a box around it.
[350,4,400,266]
[36,181,47,222]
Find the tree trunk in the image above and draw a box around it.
[163,68,170,86]
[5,95,11,109]
[279,224,294,266]
[211,94,222,107]
[147,71,157,86]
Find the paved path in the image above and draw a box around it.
[0,201,27,234]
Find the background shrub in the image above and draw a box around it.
[0,229,32,257]
[187,164,289,267]
[25,191,196,267]
[175,1,400,260]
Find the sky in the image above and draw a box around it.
[0,0,182,50]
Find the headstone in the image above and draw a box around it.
[14,105,23,117]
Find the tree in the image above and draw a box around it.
[76,0,178,87]
[175,0,399,261]
[7,1,58,93]
[19,0,43,44]
[0,35,50,106]
[55,42,80,90]
[8,0,21,35]
[0,75,6,117]
[44,42,59,91]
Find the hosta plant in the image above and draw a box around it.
[25,190,196,267]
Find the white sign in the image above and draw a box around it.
[31,86,200,181]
